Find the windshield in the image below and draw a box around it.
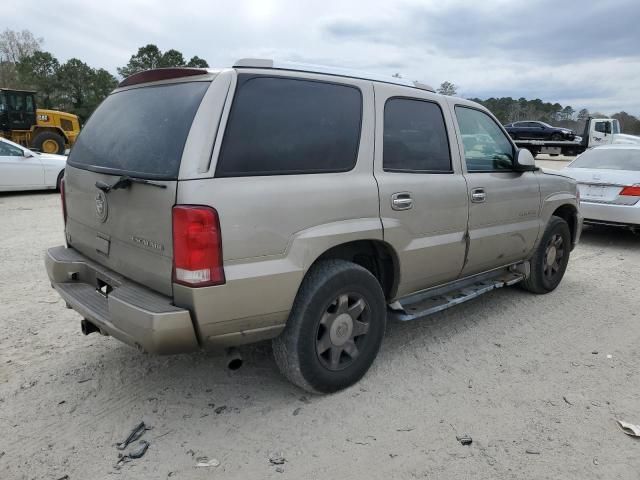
[67,81,209,180]
[570,148,640,171]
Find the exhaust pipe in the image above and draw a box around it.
[225,347,243,370]
[81,319,100,336]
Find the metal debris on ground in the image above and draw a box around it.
[117,422,150,450]
[616,419,640,437]
[276,467,284,473]
[269,453,286,465]
[116,440,150,466]
[214,405,227,414]
[525,448,541,455]
[562,396,573,405]
[195,457,220,467]
[292,407,301,416]
[456,435,472,446]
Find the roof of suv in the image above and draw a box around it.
[118,59,436,94]
[233,58,436,93]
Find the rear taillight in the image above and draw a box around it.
[60,177,67,225]
[172,205,225,287]
[620,185,640,196]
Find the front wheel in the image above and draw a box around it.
[32,131,66,154]
[521,216,571,294]
[550,133,563,141]
[272,260,386,393]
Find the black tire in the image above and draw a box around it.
[32,131,65,155]
[272,259,386,394]
[56,169,64,191]
[521,216,571,294]
[550,133,563,141]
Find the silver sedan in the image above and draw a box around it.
[562,145,640,230]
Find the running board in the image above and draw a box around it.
[389,267,526,322]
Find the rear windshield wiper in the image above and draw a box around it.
[95,176,167,193]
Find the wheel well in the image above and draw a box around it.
[552,204,578,245]
[313,240,399,301]
[31,127,68,142]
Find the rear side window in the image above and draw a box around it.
[215,76,362,177]
[383,98,451,172]
[68,82,209,180]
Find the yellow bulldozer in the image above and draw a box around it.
[0,88,80,154]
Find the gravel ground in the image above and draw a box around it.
[1,160,639,479]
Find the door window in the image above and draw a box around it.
[455,106,515,172]
[383,98,451,173]
[594,121,610,134]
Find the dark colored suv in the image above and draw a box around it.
[505,121,575,141]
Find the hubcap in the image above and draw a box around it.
[42,139,58,153]
[316,293,370,371]
[543,233,564,280]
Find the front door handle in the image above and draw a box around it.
[391,192,413,211]
[471,188,486,203]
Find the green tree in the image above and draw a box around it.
[437,81,457,96]
[117,44,163,78]
[187,56,209,68]
[118,44,209,78]
[159,49,185,68]
[16,51,59,108]
[56,58,117,121]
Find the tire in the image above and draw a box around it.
[272,259,386,394]
[550,133,563,141]
[56,169,64,191]
[32,131,65,155]
[521,216,571,294]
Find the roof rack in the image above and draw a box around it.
[233,58,435,93]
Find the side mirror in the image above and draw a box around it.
[515,148,537,171]
[23,150,34,158]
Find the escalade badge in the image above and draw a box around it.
[95,190,108,223]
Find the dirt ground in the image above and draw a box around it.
[1,159,639,479]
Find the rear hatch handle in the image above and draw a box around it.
[95,176,167,193]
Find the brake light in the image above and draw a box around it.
[118,68,208,88]
[60,177,67,225]
[620,185,640,196]
[172,205,225,287]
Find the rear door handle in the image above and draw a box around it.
[471,188,486,203]
[391,192,413,211]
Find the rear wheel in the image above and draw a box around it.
[32,131,65,155]
[521,216,571,294]
[272,259,386,393]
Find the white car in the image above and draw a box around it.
[562,145,640,230]
[0,136,66,192]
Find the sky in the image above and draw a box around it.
[5,0,640,115]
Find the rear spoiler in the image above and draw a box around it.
[118,68,210,88]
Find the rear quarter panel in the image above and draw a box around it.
[175,71,382,346]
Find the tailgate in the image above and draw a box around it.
[63,80,211,296]
[65,165,176,296]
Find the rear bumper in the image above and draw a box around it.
[45,245,199,354]
[581,201,640,227]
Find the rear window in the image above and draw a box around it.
[570,148,640,171]
[68,82,209,180]
[215,76,362,177]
